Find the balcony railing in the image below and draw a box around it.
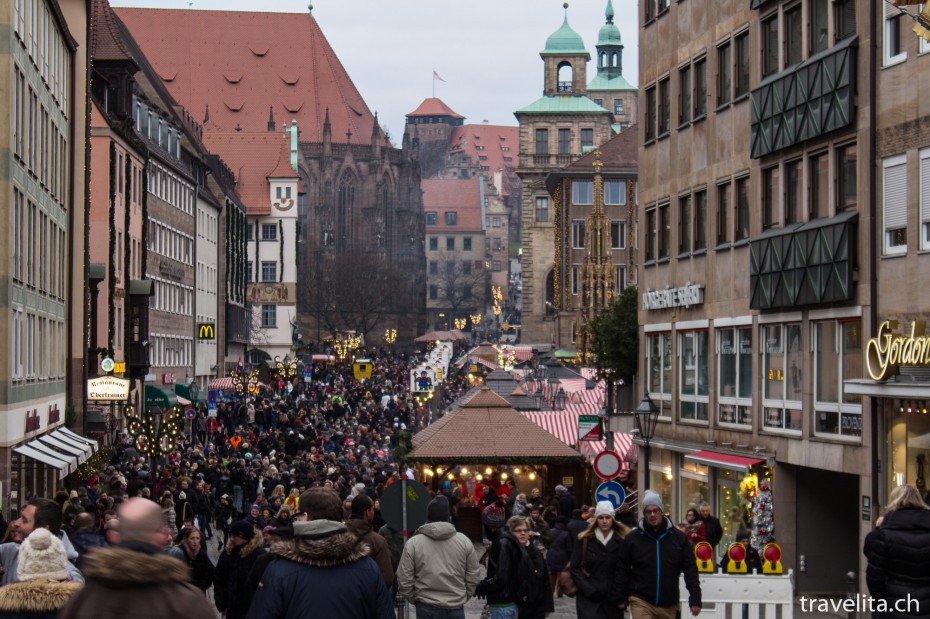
[557,81,573,93]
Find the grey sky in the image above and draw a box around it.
[109,0,639,138]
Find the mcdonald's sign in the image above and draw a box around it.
[197,323,216,340]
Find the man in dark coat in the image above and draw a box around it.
[247,488,394,619]
[345,494,394,588]
[475,521,522,617]
[618,491,702,619]
[58,498,216,619]
[215,520,266,619]
[700,503,723,551]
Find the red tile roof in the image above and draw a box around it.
[407,387,583,463]
[267,137,298,179]
[449,123,519,197]
[113,8,384,145]
[566,125,639,171]
[421,178,483,232]
[91,0,134,63]
[202,132,292,215]
[406,97,464,119]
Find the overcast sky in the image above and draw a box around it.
[109,0,639,137]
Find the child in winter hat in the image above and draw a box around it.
[17,528,70,582]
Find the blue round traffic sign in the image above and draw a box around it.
[595,480,626,511]
[186,408,196,420]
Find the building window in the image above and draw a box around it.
[614,99,624,115]
[884,2,907,66]
[535,197,549,223]
[594,98,604,106]
[645,0,656,23]
[694,190,707,251]
[572,220,586,249]
[658,77,670,136]
[261,304,277,328]
[558,128,571,155]
[463,237,473,251]
[785,4,803,66]
[610,221,626,250]
[658,203,670,259]
[261,262,277,282]
[735,31,750,99]
[761,14,779,78]
[492,260,502,271]
[810,0,829,54]
[921,149,930,250]
[679,331,709,422]
[762,323,803,432]
[838,143,857,212]
[573,181,594,205]
[605,180,626,205]
[679,65,691,125]
[735,176,749,241]
[717,41,731,106]
[429,285,438,300]
[645,85,657,142]
[571,264,580,295]
[429,261,438,275]
[785,159,802,224]
[813,320,862,437]
[446,237,455,251]
[492,217,501,228]
[718,326,753,426]
[883,154,908,255]
[809,152,829,220]
[836,0,856,41]
[694,57,707,118]
[261,223,277,241]
[645,207,657,262]
[615,265,626,292]
[426,212,437,225]
[535,128,548,155]
[763,166,779,229]
[716,182,730,246]
[679,194,691,254]
[648,332,673,398]
[581,128,594,150]
[445,211,458,226]
[429,237,438,251]
[462,260,472,275]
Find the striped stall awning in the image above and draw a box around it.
[579,367,598,380]
[562,401,602,416]
[520,411,583,447]
[507,345,535,362]
[579,433,638,465]
[208,377,235,390]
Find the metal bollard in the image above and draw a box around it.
[846,571,857,619]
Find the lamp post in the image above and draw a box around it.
[633,392,660,490]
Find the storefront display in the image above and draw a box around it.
[884,398,930,498]
[648,449,673,515]
[679,460,709,518]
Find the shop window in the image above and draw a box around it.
[678,331,709,422]
[814,319,863,438]
[885,399,930,492]
[680,461,709,518]
[718,326,753,426]
[647,332,673,399]
[717,469,754,551]
[649,450,673,514]
[761,323,803,433]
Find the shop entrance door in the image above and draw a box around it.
[796,467,858,593]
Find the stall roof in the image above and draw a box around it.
[408,387,584,464]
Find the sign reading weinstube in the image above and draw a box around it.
[87,376,131,401]
[867,319,930,381]
[642,283,704,311]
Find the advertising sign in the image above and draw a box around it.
[87,376,131,401]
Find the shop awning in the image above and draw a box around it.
[175,383,205,404]
[145,384,177,409]
[36,433,89,462]
[685,449,764,473]
[13,442,77,479]
[56,427,98,453]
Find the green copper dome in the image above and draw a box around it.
[542,15,588,55]
[597,0,622,46]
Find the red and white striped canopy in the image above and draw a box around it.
[520,410,638,466]
[208,377,235,390]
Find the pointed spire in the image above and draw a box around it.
[605,0,614,23]
[322,107,332,165]
[203,104,209,124]
[267,105,275,132]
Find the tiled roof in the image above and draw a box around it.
[408,387,583,463]
[406,98,464,119]
[267,138,298,179]
[113,8,383,144]
[422,178,483,232]
[449,123,519,196]
[565,124,639,171]
[202,132,292,215]
[91,0,134,63]
[515,95,611,115]
[588,72,636,91]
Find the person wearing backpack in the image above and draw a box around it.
[510,516,553,619]
[570,501,629,619]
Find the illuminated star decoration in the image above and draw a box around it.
[231,367,260,394]
[384,328,397,344]
[124,405,183,457]
[273,355,298,379]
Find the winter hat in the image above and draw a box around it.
[594,501,615,518]
[642,490,665,513]
[17,528,69,582]
[427,495,451,523]
[230,520,255,541]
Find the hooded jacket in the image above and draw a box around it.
[247,520,394,619]
[57,545,216,619]
[344,517,395,587]
[215,530,266,619]
[0,579,81,619]
[617,516,702,609]
[396,521,481,609]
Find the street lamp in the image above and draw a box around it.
[633,392,660,490]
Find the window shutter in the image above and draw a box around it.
[921,152,930,224]
[883,159,907,231]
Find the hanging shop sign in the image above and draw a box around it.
[642,283,704,311]
[87,376,131,401]
[866,320,930,381]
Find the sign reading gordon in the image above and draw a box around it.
[87,376,131,401]
[867,319,930,381]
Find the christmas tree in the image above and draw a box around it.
[751,478,774,553]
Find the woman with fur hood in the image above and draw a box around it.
[215,520,265,619]
[0,528,81,619]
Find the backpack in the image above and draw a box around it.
[514,544,546,606]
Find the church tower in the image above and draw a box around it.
[587,0,638,129]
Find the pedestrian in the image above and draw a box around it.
[0,498,83,585]
[476,515,524,619]
[397,495,481,618]
[718,530,760,574]
[866,484,930,618]
[215,520,266,619]
[684,508,707,545]
[345,494,395,588]
[617,490,702,619]
[569,501,627,619]
[510,516,552,619]
[247,488,394,619]
[546,516,573,597]
[528,504,552,548]
[58,498,215,619]
[0,528,81,619]
[167,526,215,593]
[699,503,723,551]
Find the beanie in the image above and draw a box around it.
[17,528,69,582]
[642,490,664,513]
[427,495,451,523]
[594,501,615,518]
[230,520,255,541]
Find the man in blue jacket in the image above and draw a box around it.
[618,490,702,619]
[247,487,394,619]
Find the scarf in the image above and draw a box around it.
[595,529,613,546]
